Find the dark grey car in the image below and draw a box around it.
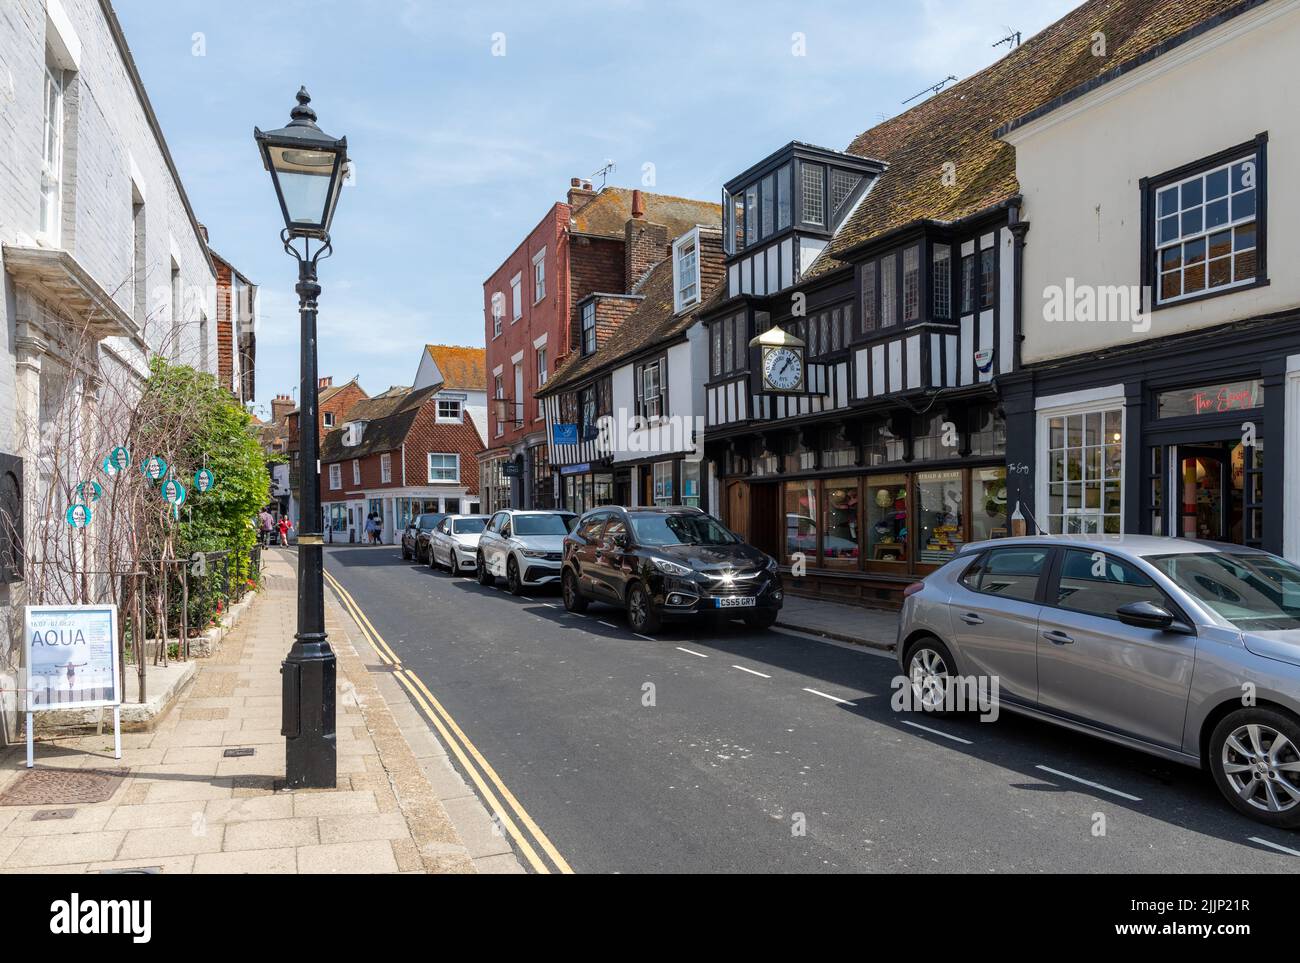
[897,534,1300,828]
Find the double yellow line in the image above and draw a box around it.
[323,568,573,875]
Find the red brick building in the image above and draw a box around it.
[318,373,486,544]
[479,179,719,512]
[208,247,257,405]
[284,376,369,527]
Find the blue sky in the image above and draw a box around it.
[116,0,1076,416]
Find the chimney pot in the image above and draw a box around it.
[631,190,645,219]
[570,177,582,188]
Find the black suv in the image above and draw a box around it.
[561,506,782,634]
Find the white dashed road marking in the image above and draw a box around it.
[803,687,857,706]
[902,720,974,745]
[1035,764,1141,801]
[676,646,709,658]
[731,665,771,679]
[599,621,618,629]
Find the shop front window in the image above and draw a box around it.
[917,470,965,565]
[784,439,815,474]
[968,403,1006,457]
[864,422,905,466]
[970,467,1008,542]
[783,481,817,563]
[681,460,701,508]
[1046,407,1123,534]
[866,474,908,566]
[653,461,674,506]
[821,424,857,469]
[821,479,860,568]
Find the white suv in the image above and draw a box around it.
[477,510,576,595]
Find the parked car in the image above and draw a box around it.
[429,514,489,574]
[561,506,782,635]
[898,534,1300,828]
[400,513,445,563]
[477,510,576,594]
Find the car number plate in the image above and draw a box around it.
[715,597,756,608]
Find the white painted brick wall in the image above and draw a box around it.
[0,0,218,458]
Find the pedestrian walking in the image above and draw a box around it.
[278,516,292,545]
[258,508,275,547]
[365,513,380,545]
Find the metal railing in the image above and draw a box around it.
[22,544,263,704]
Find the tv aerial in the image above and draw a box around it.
[902,75,957,105]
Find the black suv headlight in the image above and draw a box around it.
[651,557,693,577]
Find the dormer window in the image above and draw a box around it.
[581,302,596,355]
[673,229,700,312]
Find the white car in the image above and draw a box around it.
[477,510,576,595]
[428,514,489,575]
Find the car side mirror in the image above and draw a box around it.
[1116,600,1181,632]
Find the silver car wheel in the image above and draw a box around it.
[1222,723,1300,813]
[909,647,950,711]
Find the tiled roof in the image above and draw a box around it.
[320,385,439,461]
[539,229,727,397]
[571,187,721,241]
[807,0,1246,277]
[424,344,486,390]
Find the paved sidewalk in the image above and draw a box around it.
[777,595,899,650]
[0,552,505,874]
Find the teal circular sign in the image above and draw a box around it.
[194,468,215,493]
[141,456,167,481]
[109,446,131,471]
[76,480,103,503]
[65,504,92,528]
[161,479,187,506]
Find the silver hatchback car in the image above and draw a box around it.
[898,534,1300,828]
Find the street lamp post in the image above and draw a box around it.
[255,87,349,789]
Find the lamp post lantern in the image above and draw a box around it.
[255,87,349,789]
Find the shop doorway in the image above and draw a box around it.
[1165,440,1262,547]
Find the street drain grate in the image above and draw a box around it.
[0,768,128,807]
[223,747,255,758]
[32,808,77,821]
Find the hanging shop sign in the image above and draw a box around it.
[76,480,103,503]
[23,604,122,766]
[161,479,187,506]
[194,468,215,493]
[141,456,168,481]
[65,504,92,528]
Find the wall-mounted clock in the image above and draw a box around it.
[762,346,804,391]
[750,324,807,393]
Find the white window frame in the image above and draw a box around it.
[536,346,548,419]
[323,412,335,429]
[510,273,523,321]
[672,228,700,313]
[427,452,459,483]
[328,463,342,490]
[491,291,505,337]
[1153,152,1259,306]
[1035,387,1126,537]
[494,374,504,437]
[437,398,463,423]
[39,63,64,244]
[532,248,547,303]
[352,459,361,486]
[581,302,596,355]
[380,452,392,483]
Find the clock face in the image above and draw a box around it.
[763,347,803,391]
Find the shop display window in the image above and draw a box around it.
[821,479,860,567]
[917,470,965,564]
[783,481,817,562]
[865,474,908,566]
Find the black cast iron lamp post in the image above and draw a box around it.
[255,87,349,788]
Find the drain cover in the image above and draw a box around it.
[0,768,128,807]
[223,747,255,758]
[32,808,76,821]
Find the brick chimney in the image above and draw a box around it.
[318,376,332,390]
[567,177,597,212]
[624,192,668,290]
[270,393,294,423]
